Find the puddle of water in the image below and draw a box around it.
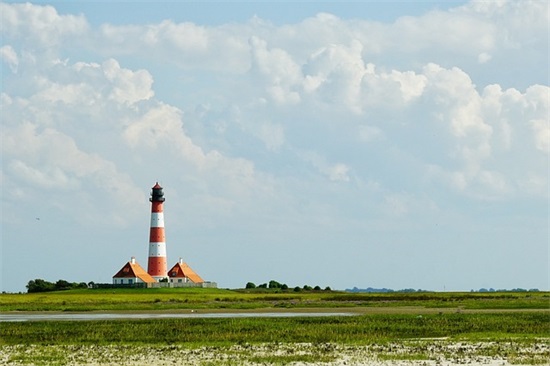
[0,312,354,322]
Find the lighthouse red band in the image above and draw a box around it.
[147,182,167,280]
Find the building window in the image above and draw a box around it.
[178,279,182,283]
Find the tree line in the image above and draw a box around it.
[245,280,331,292]
[26,279,89,293]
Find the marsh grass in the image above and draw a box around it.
[1,289,548,312]
[1,313,547,346]
[1,290,548,365]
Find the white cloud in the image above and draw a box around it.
[249,36,302,105]
[303,40,365,112]
[477,52,492,64]
[9,159,78,190]
[123,103,206,164]
[102,59,154,104]
[0,45,18,72]
[328,163,351,182]
[0,1,548,292]
[1,121,144,225]
[531,119,549,154]
[0,2,88,46]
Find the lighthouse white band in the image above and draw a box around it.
[150,212,165,228]
[149,242,167,257]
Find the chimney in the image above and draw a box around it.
[131,256,136,264]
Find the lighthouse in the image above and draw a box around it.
[147,182,168,281]
[113,183,214,288]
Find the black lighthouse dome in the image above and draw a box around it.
[150,182,165,202]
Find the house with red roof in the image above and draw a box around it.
[112,257,156,285]
[168,258,204,284]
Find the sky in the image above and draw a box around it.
[1,0,548,293]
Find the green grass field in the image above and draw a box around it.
[1,288,548,312]
[1,290,548,365]
[1,312,548,345]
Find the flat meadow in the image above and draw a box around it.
[0,289,549,365]
[1,287,548,311]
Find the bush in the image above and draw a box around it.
[245,282,256,289]
[55,280,72,291]
[27,279,55,293]
[27,279,91,293]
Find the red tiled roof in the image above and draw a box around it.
[113,260,156,283]
[168,261,204,283]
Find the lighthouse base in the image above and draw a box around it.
[147,281,217,289]
[151,276,168,282]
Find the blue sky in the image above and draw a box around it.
[22,1,463,26]
[1,0,548,293]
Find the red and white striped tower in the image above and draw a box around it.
[147,182,168,281]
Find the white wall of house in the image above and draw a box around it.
[113,277,141,285]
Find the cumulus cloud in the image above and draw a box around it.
[123,103,207,163]
[102,59,154,104]
[0,45,18,72]
[1,1,546,206]
[249,36,302,105]
[1,121,144,225]
[0,2,88,47]
[0,0,548,293]
[531,119,549,154]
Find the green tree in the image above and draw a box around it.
[26,279,55,293]
[55,280,72,291]
[245,282,256,289]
